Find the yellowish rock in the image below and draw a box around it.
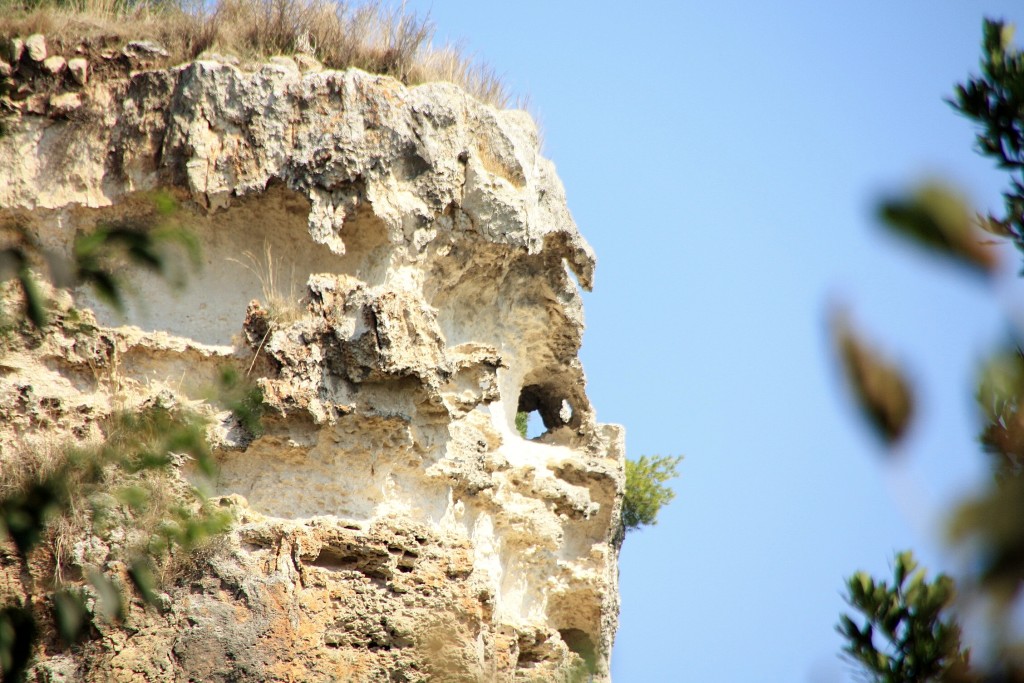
[0,56,624,683]
[24,33,46,62]
[67,57,88,84]
[42,54,65,75]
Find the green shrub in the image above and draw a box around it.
[515,411,528,438]
[622,455,681,533]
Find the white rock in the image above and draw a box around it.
[24,33,46,62]
[67,57,88,85]
[293,52,322,72]
[42,55,65,76]
[124,40,168,58]
[3,38,23,64]
[266,55,299,77]
[48,92,82,116]
[23,93,47,114]
[195,51,239,66]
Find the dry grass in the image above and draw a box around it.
[0,432,75,499]
[0,434,98,582]
[1,406,231,591]
[228,240,305,325]
[0,0,514,107]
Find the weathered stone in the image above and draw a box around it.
[41,54,66,76]
[48,91,82,116]
[293,52,323,73]
[195,51,239,66]
[24,33,46,62]
[0,56,622,682]
[267,55,300,77]
[4,37,24,64]
[67,57,88,84]
[124,40,169,58]
[23,93,47,114]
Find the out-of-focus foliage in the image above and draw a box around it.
[975,349,1024,473]
[0,190,199,328]
[949,20,1024,261]
[838,551,970,683]
[837,18,1024,682]
[949,472,1024,608]
[217,365,266,439]
[0,402,233,681]
[878,181,999,276]
[622,455,682,533]
[831,311,916,447]
[0,606,35,682]
[0,190,244,681]
[947,345,1024,636]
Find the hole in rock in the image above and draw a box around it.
[331,203,392,286]
[309,544,393,581]
[558,629,598,675]
[515,409,545,439]
[517,384,572,437]
[310,548,360,571]
[515,634,549,668]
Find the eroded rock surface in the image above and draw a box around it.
[0,43,624,682]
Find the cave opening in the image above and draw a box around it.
[558,629,598,677]
[516,384,574,439]
[515,408,545,439]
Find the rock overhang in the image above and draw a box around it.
[0,39,625,682]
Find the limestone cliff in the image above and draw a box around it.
[0,34,624,682]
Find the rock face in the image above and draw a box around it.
[0,42,624,682]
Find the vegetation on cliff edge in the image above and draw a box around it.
[0,0,513,107]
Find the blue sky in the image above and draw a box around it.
[403,2,1024,680]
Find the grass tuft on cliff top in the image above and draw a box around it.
[0,0,512,107]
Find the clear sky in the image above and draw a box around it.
[403,2,1024,680]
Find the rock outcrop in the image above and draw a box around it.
[0,34,624,682]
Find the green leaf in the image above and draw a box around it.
[877,181,997,275]
[0,478,66,557]
[0,606,36,681]
[128,558,160,607]
[114,485,151,512]
[86,567,124,624]
[53,589,89,645]
[830,311,915,447]
[150,189,178,216]
[18,265,47,328]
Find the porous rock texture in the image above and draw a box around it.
[0,35,625,682]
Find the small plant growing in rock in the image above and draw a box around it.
[622,454,682,533]
[515,410,529,438]
[229,241,305,326]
